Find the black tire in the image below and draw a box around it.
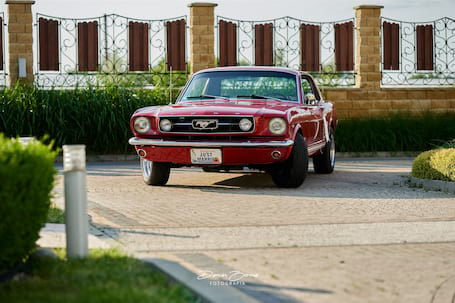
[140,158,170,185]
[271,133,308,188]
[202,167,220,173]
[313,127,335,174]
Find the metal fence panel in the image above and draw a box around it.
[34,13,188,88]
[216,16,355,87]
[381,17,454,86]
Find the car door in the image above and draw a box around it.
[299,75,325,149]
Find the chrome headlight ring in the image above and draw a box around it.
[268,117,287,135]
[134,117,151,134]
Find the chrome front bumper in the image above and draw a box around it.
[128,137,294,148]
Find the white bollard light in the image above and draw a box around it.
[63,145,88,258]
[18,137,35,145]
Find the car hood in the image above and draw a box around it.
[135,99,299,117]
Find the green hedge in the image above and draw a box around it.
[0,135,58,271]
[1,86,454,154]
[412,148,455,182]
[336,112,455,152]
[0,85,168,154]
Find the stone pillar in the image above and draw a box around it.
[188,2,217,74]
[6,0,35,86]
[354,5,383,90]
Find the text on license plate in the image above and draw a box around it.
[190,149,222,164]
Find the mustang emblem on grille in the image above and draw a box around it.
[192,119,218,130]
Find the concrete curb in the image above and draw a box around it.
[55,154,138,163]
[142,258,260,303]
[337,151,419,158]
[53,152,417,163]
[408,176,455,194]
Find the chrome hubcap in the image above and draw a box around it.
[329,136,336,167]
[141,158,152,178]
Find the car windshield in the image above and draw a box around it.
[179,71,298,102]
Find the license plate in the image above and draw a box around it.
[190,149,222,164]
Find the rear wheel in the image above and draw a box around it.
[313,127,335,174]
[271,133,308,188]
[141,158,170,185]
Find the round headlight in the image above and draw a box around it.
[159,119,173,132]
[269,117,286,135]
[134,117,151,134]
[239,118,253,132]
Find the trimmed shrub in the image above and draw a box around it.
[412,148,455,182]
[0,135,57,271]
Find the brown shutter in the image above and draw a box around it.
[166,19,186,71]
[334,21,354,71]
[0,17,3,71]
[78,21,98,71]
[219,20,237,66]
[382,21,399,70]
[416,24,433,70]
[129,21,149,71]
[39,18,59,71]
[300,24,320,71]
[255,23,273,66]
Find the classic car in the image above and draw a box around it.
[129,66,336,188]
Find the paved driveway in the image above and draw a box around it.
[53,158,455,303]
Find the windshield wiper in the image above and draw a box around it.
[186,95,230,101]
[237,94,277,100]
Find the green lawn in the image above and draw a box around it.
[46,204,65,223]
[0,249,200,303]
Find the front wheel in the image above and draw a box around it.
[313,127,335,174]
[140,158,170,185]
[271,133,308,188]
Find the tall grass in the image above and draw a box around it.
[0,85,168,154]
[1,86,454,154]
[336,112,455,152]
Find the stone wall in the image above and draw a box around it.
[3,1,455,116]
[323,87,455,118]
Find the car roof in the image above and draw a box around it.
[193,66,311,77]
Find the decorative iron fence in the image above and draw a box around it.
[0,12,7,87]
[381,17,455,86]
[216,16,356,87]
[34,13,188,90]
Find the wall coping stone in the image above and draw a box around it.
[354,5,384,9]
[5,0,35,4]
[188,2,217,7]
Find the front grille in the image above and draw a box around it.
[159,116,254,134]
[160,135,251,141]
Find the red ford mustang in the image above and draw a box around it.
[129,66,337,188]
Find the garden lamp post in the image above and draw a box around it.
[63,145,88,258]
